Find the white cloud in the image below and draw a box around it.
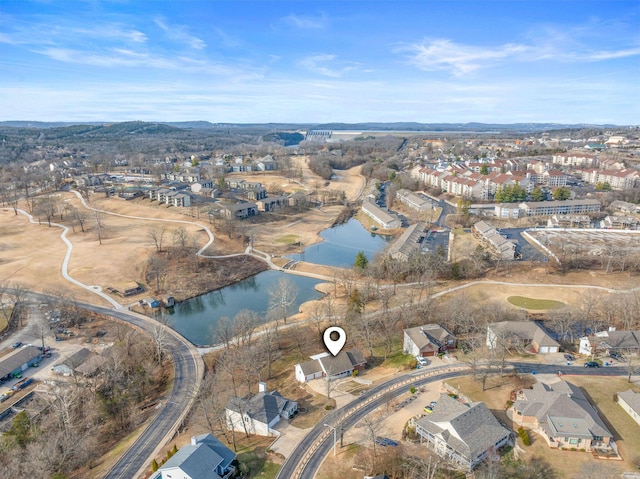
[282,13,328,30]
[400,35,640,76]
[298,54,358,78]
[154,17,206,50]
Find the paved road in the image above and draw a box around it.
[18,291,203,479]
[277,361,634,479]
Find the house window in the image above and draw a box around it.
[569,439,578,445]
[593,436,603,441]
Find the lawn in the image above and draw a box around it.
[236,444,282,479]
[0,314,7,333]
[455,373,640,477]
[507,296,565,310]
[380,350,415,369]
[275,234,300,245]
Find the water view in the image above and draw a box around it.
[165,270,324,346]
[288,218,391,267]
[167,219,392,346]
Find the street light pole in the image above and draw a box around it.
[324,423,337,457]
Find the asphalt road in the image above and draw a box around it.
[277,361,634,479]
[18,292,203,479]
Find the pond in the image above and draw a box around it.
[287,218,391,267]
[164,270,324,346]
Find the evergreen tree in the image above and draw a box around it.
[552,186,571,200]
[480,164,489,175]
[530,187,545,201]
[354,251,368,270]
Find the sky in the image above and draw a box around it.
[1,0,639,124]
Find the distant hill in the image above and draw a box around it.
[0,120,624,133]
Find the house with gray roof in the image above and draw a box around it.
[513,380,613,452]
[225,382,297,437]
[403,324,456,357]
[415,393,511,470]
[579,328,640,356]
[617,390,640,427]
[294,350,366,383]
[361,199,402,229]
[153,433,236,479]
[487,321,559,354]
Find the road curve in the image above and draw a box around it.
[20,291,203,479]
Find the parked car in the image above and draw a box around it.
[564,353,575,361]
[610,352,624,361]
[375,437,398,447]
[584,361,600,368]
[424,405,434,414]
[12,341,22,348]
[416,356,428,367]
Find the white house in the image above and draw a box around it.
[153,433,236,479]
[225,382,297,437]
[294,350,366,383]
[617,390,640,427]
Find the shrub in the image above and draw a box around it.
[517,427,531,446]
[151,459,159,472]
[324,405,333,410]
[410,386,417,394]
[351,370,359,377]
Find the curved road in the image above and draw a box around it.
[20,291,203,479]
[277,361,633,479]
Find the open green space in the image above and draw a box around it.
[507,296,565,310]
[274,235,300,245]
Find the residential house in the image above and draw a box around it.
[153,433,236,479]
[225,382,298,437]
[415,393,511,470]
[255,155,277,171]
[610,200,640,214]
[294,350,366,383]
[617,390,640,427]
[552,153,598,168]
[494,204,521,219]
[388,222,427,261]
[486,321,559,354]
[361,200,402,229]
[403,324,456,357]
[578,328,640,356]
[512,380,613,452]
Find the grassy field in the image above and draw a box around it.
[275,235,301,245]
[507,295,565,310]
[0,313,8,333]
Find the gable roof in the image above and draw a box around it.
[160,442,225,479]
[191,433,236,470]
[226,391,292,425]
[404,324,455,352]
[0,346,41,378]
[416,394,510,461]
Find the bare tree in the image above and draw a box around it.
[268,277,299,325]
[232,309,259,348]
[93,209,105,245]
[148,225,167,253]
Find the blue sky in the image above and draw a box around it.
[1,0,639,124]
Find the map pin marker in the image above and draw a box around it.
[323,326,346,356]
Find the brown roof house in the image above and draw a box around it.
[513,380,614,453]
[403,324,456,357]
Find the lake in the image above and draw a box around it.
[165,270,324,346]
[166,218,391,346]
[287,218,391,267]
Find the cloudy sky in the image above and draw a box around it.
[1,0,639,124]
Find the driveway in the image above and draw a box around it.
[270,421,309,458]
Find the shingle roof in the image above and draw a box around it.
[416,394,510,461]
[160,443,225,479]
[514,380,612,439]
[226,391,291,425]
[404,324,454,353]
[488,321,559,349]
[192,433,236,470]
[618,390,640,414]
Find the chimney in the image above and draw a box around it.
[258,382,267,393]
